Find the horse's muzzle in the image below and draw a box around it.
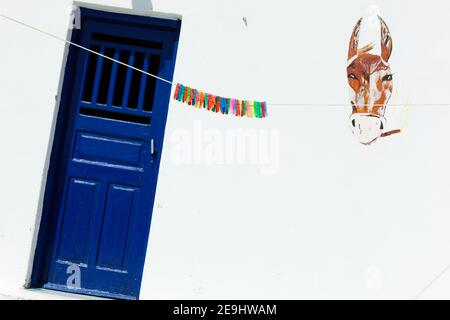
[349,113,386,145]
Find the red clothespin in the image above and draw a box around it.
[208,94,215,111]
[182,86,188,103]
[189,88,195,105]
[215,96,221,113]
[173,83,180,100]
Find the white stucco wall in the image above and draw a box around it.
[1,0,450,299]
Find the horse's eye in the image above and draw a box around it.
[380,122,384,130]
[352,119,356,127]
[382,74,393,81]
[348,73,357,80]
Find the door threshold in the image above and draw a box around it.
[0,287,109,300]
[42,283,136,300]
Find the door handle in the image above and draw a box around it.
[150,139,155,156]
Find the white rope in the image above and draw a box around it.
[1,12,450,108]
[269,103,450,106]
[0,12,173,85]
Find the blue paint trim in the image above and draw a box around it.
[30,27,83,288]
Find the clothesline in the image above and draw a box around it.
[258,103,450,107]
[1,12,449,108]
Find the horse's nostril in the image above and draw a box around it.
[352,119,356,127]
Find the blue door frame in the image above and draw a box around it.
[30,8,181,300]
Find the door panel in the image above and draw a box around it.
[57,178,99,264]
[73,132,146,169]
[96,184,137,271]
[32,7,181,299]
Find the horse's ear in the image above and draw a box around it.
[348,18,362,60]
[379,16,393,62]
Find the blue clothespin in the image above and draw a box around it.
[193,89,197,106]
[177,84,184,101]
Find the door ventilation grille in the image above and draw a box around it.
[80,38,162,124]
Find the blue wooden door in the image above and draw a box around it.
[36,8,180,299]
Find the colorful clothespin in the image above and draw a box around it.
[201,92,206,108]
[248,101,254,118]
[192,89,196,106]
[229,99,235,115]
[187,87,192,105]
[211,94,216,111]
[216,97,219,113]
[190,88,195,106]
[204,93,209,109]
[194,90,199,108]
[262,101,267,118]
[253,101,259,118]
[177,84,184,101]
[197,91,203,108]
[207,94,214,111]
[215,96,220,113]
[210,96,215,112]
[173,83,180,100]
[182,86,188,103]
[172,83,267,119]
[220,97,226,114]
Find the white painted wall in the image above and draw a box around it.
[1,0,450,299]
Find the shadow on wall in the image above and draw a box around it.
[132,0,153,11]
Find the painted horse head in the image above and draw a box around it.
[347,16,400,145]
